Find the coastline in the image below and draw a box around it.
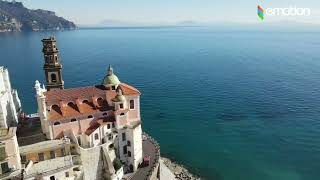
[161,157,201,180]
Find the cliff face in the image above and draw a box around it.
[0,1,76,32]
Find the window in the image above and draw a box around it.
[65,172,69,177]
[120,113,125,116]
[109,143,114,149]
[38,153,44,161]
[1,162,9,174]
[128,151,131,157]
[82,100,89,104]
[51,105,62,114]
[112,122,115,128]
[68,102,78,111]
[61,148,66,156]
[71,118,77,122]
[107,124,111,129]
[108,134,113,140]
[122,133,126,141]
[119,103,124,109]
[130,100,134,109]
[88,115,93,119]
[50,151,55,159]
[94,133,99,140]
[112,86,116,90]
[21,155,26,163]
[53,121,60,126]
[50,176,55,180]
[127,140,131,147]
[103,112,108,116]
[51,73,57,82]
[123,145,127,154]
[73,167,80,171]
[0,146,6,161]
[97,97,104,106]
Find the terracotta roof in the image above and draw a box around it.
[85,117,115,135]
[44,83,140,103]
[44,85,107,103]
[45,83,140,121]
[120,83,141,95]
[85,122,100,136]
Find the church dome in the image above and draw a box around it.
[102,65,120,86]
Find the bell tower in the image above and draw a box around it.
[42,37,64,91]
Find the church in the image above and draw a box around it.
[34,37,144,179]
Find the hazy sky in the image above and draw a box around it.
[18,0,320,25]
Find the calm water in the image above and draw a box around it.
[1,27,320,180]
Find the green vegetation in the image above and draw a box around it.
[0,1,76,32]
[113,158,122,171]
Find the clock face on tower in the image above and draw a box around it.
[42,37,64,91]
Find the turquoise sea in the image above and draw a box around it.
[1,27,320,180]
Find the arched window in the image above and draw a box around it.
[88,115,93,119]
[54,121,60,126]
[68,102,79,111]
[82,100,89,104]
[103,112,108,116]
[71,118,77,122]
[51,73,57,82]
[94,133,99,140]
[97,97,104,106]
[51,104,62,115]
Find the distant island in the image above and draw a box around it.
[0,0,76,32]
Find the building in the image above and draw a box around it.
[42,37,64,90]
[0,67,21,128]
[0,37,162,180]
[30,37,144,179]
[0,127,21,179]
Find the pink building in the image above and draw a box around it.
[35,65,143,174]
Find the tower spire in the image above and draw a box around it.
[107,64,113,75]
[42,37,64,91]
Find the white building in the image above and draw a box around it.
[0,66,21,128]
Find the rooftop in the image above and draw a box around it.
[19,139,70,154]
[85,117,115,135]
[24,155,81,178]
[17,117,47,146]
[44,83,140,121]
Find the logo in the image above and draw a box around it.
[257,5,264,20]
[257,5,311,20]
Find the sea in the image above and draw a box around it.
[0,26,320,180]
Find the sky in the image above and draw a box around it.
[18,0,320,25]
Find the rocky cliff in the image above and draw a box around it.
[0,1,76,32]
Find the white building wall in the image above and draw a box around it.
[117,128,127,163]
[129,124,143,171]
[0,67,21,128]
[34,81,49,138]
